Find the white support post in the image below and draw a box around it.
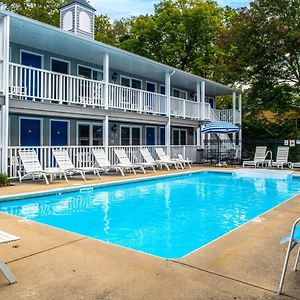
[103,53,109,159]
[200,81,206,148]
[196,82,201,147]
[103,53,109,110]
[232,92,237,149]
[238,93,242,159]
[103,116,109,159]
[165,72,171,155]
[0,16,10,174]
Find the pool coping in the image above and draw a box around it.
[0,168,234,203]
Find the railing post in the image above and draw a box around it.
[59,74,63,105]
[139,90,143,113]
[183,100,186,119]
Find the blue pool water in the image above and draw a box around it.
[0,171,299,258]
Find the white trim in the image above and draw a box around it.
[20,49,44,68]
[145,81,157,93]
[120,125,142,146]
[49,119,70,146]
[172,128,187,146]
[50,57,71,74]
[19,116,43,146]
[172,88,187,99]
[76,121,103,146]
[120,75,142,89]
[145,126,157,145]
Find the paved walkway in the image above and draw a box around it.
[0,168,299,299]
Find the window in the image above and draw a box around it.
[120,126,141,145]
[146,82,156,93]
[173,88,187,99]
[51,58,70,74]
[63,11,73,31]
[77,123,103,146]
[79,11,91,33]
[120,76,142,89]
[78,65,103,81]
[172,129,187,145]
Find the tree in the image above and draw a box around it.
[120,0,225,79]
[0,0,66,26]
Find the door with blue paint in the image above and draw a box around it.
[51,120,68,146]
[146,127,155,145]
[21,52,42,101]
[160,85,166,115]
[160,127,165,145]
[20,118,41,146]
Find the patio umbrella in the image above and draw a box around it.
[201,121,240,165]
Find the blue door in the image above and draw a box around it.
[160,127,165,145]
[146,127,155,145]
[20,118,41,146]
[21,52,42,101]
[51,120,68,146]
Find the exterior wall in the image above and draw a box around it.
[9,43,197,100]
[9,114,195,146]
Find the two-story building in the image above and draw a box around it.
[0,0,242,178]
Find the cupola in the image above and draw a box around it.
[60,0,96,40]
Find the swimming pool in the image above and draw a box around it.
[0,170,299,258]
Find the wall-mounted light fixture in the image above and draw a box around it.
[111,123,117,133]
[112,72,117,83]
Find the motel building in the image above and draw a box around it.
[0,0,242,178]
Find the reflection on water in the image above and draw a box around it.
[0,172,299,258]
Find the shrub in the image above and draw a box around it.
[0,173,10,185]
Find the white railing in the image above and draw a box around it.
[204,103,211,120]
[7,145,197,178]
[9,63,105,107]
[170,96,185,118]
[0,147,3,173]
[213,109,233,123]
[170,97,200,119]
[108,83,167,115]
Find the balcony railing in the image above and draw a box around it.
[8,63,240,123]
[6,145,198,178]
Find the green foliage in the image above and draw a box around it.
[0,173,10,185]
[0,0,66,26]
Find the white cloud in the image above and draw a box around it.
[89,0,250,20]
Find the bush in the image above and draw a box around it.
[0,173,10,185]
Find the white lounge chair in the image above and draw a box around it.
[18,149,68,185]
[53,149,101,181]
[0,230,20,284]
[139,148,159,172]
[242,146,267,168]
[271,146,291,169]
[278,218,300,294]
[92,148,124,176]
[177,154,192,168]
[290,162,300,169]
[155,148,184,169]
[114,149,146,175]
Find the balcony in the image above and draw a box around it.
[8,63,240,123]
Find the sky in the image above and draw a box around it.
[89,0,251,20]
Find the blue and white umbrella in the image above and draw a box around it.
[202,121,239,134]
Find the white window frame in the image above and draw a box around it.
[20,49,44,68]
[120,125,142,146]
[145,126,157,145]
[172,88,187,99]
[49,119,70,146]
[77,64,103,81]
[50,57,71,74]
[145,81,157,93]
[19,116,43,146]
[120,75,142,90]
[172,128,187,146]
[76,122,103,146]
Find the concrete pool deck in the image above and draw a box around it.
[0,167,299,299]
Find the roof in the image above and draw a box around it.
[0,9,241,97]
[60,0,96,12]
